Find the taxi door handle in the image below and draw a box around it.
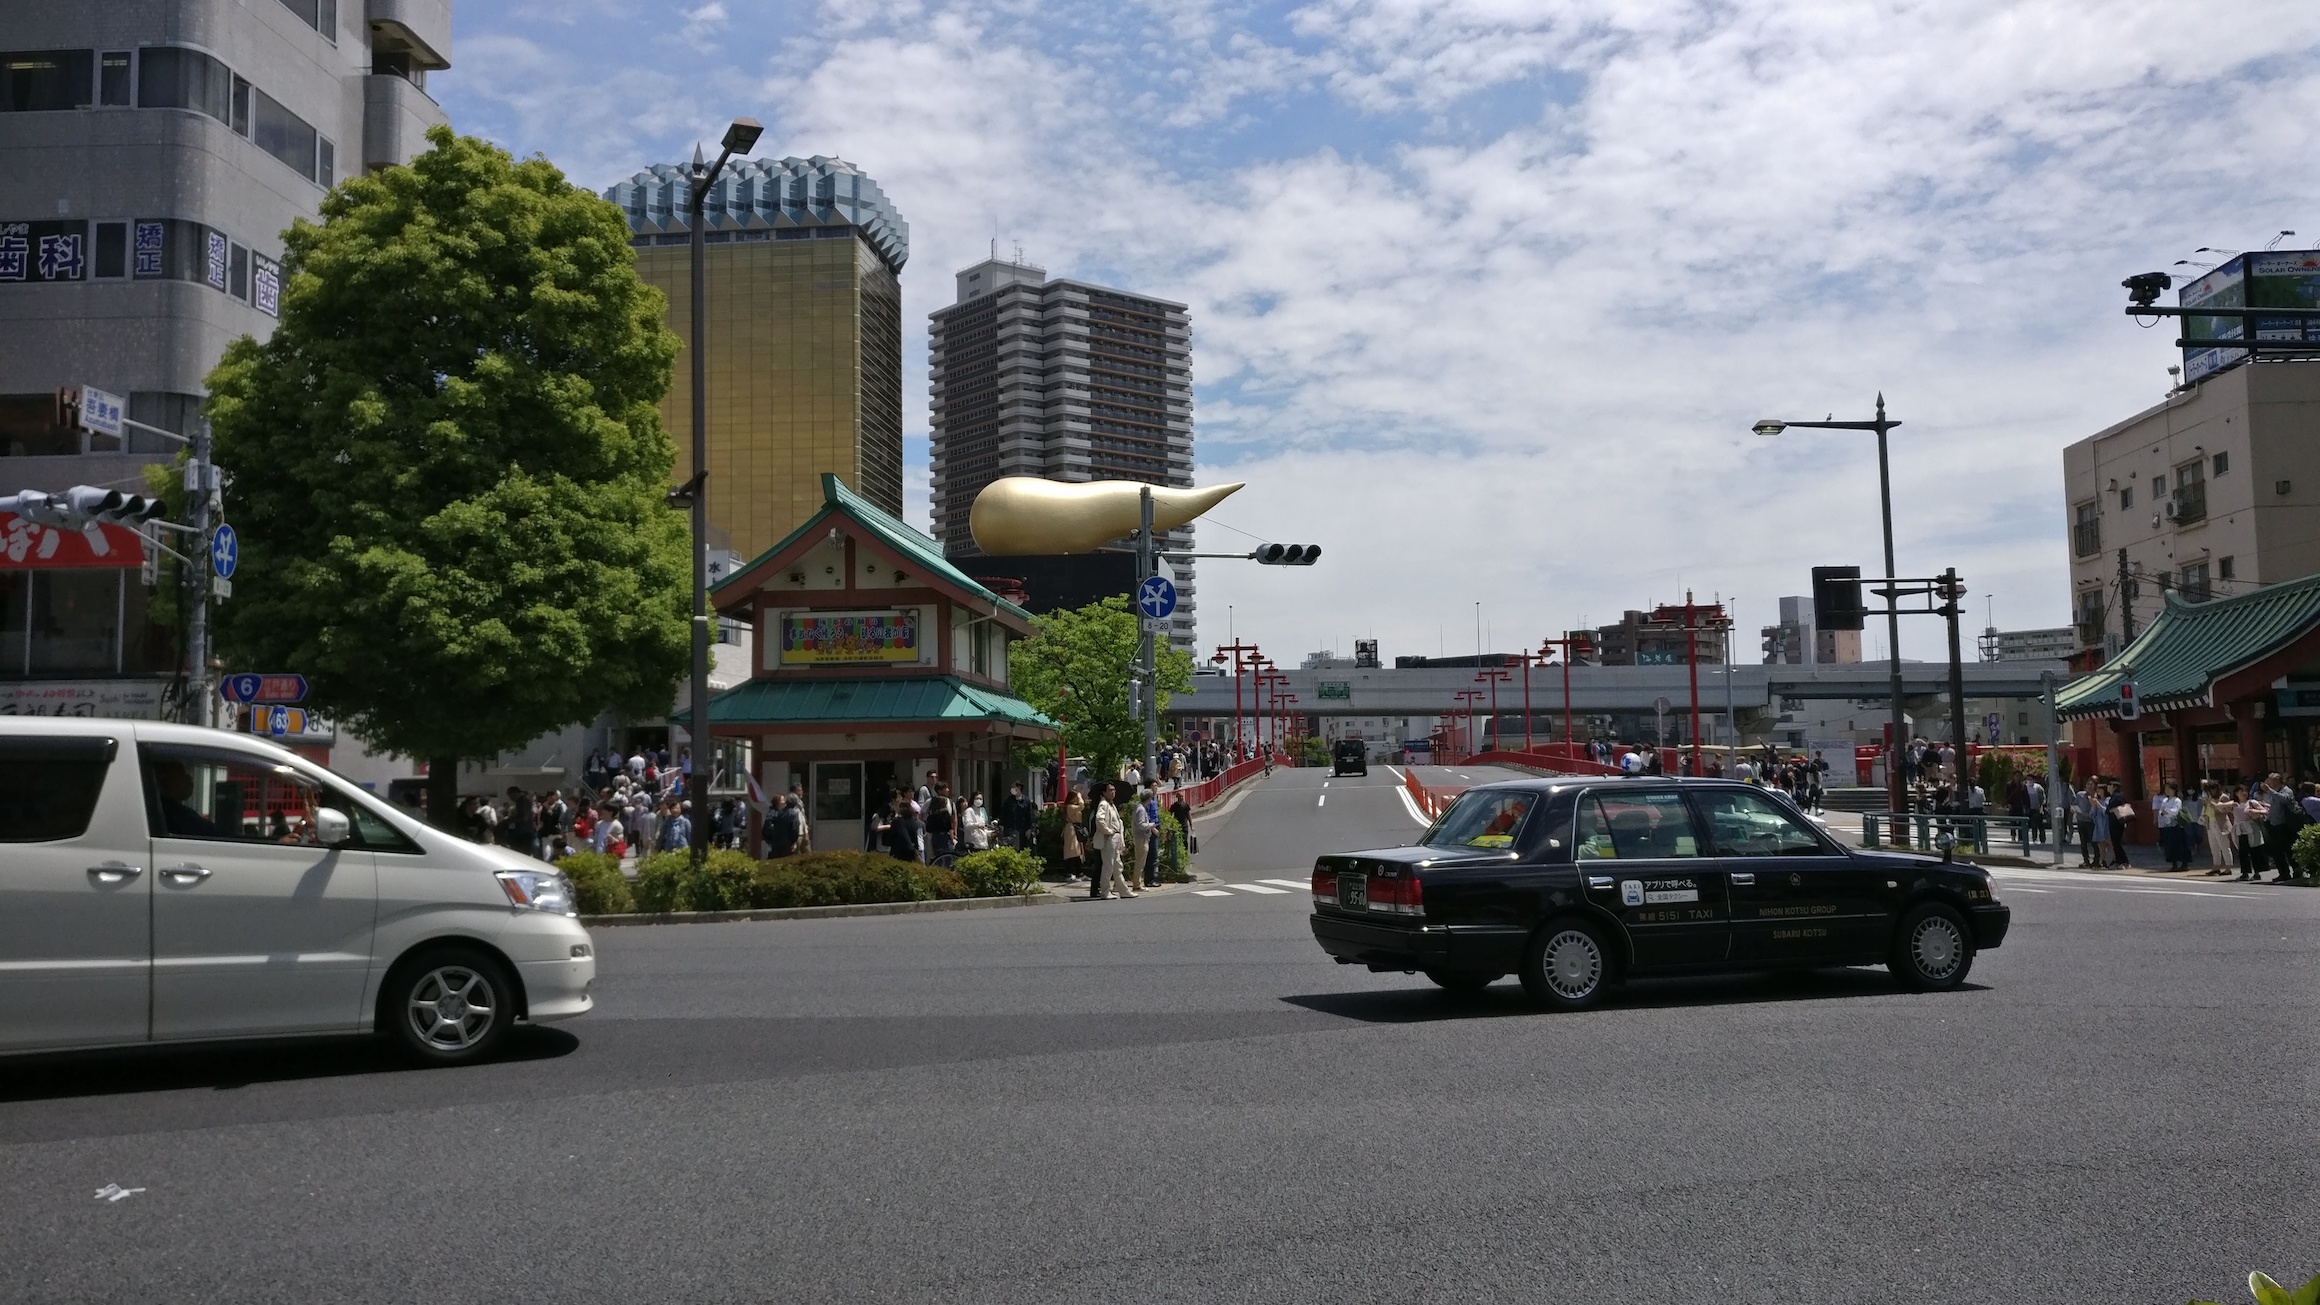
[87,861,144,882]
[159,863,212,883]
[1586,876,1613,889]
[1729,872,1756,885]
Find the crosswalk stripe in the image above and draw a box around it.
[1225,883,1290,894]
[1258,878,1307,889]
[1194,889,1233,897]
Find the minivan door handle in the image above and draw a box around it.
[87,861,144,882]
[1729,872,1756,885]
[159,863,212,882]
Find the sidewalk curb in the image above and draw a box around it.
[581,894,1062,927]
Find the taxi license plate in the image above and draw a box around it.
[1339,875,1368,909]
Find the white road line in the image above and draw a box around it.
[1258,878,1307,889]
[1194,889,1233,897]
[1317,794,1326,808]
[1225,883,1290,894]
[1394,782,1431,827]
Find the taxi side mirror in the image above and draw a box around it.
[314,808,352,847]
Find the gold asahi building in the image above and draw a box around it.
[604,156,908,563]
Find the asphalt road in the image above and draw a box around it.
[5,765,2317,1303]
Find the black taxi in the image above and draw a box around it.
[1309,777,2009,1008]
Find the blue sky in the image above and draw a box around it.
[436,0,2320,662]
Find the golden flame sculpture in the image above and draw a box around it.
[968,477,1244,556]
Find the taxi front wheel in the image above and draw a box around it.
[1889,904,1975,992]
[1519,919,1613,1010]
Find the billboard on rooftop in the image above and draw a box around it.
[2180,249,2320,385]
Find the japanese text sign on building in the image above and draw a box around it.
[205,231,228,290]
[79,386,125,438]
[779,610,922,665]
[133,221,164,278]
[0,220,89,283]
[251,253,281,317]
[0,513,148,569]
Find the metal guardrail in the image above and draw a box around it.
[1860,811,2039,854]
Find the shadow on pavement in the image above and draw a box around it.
[0,1026,579,1103]
[1283,968,1988,1023]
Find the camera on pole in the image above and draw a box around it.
[1250,543,1321,566]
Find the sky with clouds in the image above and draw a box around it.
[437,0,2320,663]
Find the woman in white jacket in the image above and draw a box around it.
[1092,782,1130,899]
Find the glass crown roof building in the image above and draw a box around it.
[604,155,909,273]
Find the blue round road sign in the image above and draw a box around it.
[210,523,238,579]
[1137,575,1177,620]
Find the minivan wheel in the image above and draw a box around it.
[1519,919,1613,1010]
[1889,904,1975,992]
[383,946,515,1065]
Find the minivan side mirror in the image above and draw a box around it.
[314,808,352,846]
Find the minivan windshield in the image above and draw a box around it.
[1421,789,1535,849]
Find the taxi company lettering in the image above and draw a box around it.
[1620,878,1700,906]
[782,610,920,664]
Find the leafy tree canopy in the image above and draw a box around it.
[1008,596,1193,777]
[205,126,689,803]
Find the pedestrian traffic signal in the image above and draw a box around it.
[1,485,167,529]
[1251,543,1321,565]
[2118,680,2139,720]
[1811,565,1867,631]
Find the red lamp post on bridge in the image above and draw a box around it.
[1211,640,1262,760]
[1452,689,1483,758]
[1258,664,1290,758]
[1277,692,1301,755]
[1536,631,1594,759]
[1474,667,1511,753]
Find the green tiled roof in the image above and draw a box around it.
[700,674,1057,731]
[2056,571,2320,718]
[711,473,1032,622]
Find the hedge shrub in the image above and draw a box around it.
[748,851,967,907]
[952,846,1046,896]
[557,851,632,915]
[631,848,758,913]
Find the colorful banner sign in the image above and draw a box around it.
[780,609,921,664]
[0,512,149,568]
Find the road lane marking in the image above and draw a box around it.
[1226,883,1290,894]
[1317,794,1326,807]
[1194,889,1233,897]
[1395,782,1431,827]
[1258,878,1306,889]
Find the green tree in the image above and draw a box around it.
[205,127,689,827]
[1009,596,1194,779]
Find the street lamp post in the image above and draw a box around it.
[1753,394,1906,812]
[1475,668,1510,752]
[1518,651,1537,753]
[1538,632,1591,762]
[1214,640,1261,760]
[680,116,762,867]
[1453,689,1483,758]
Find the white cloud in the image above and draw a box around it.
[437,0,2320,658]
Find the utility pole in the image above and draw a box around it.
[2042,669,2065,866]
[1941,568,1967,787]
[1138,486,1158,780]
[2117,547,2136,644]
[186,416,214,727]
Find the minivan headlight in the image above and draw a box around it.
[497,870,576,916]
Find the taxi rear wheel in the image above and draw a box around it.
[1519,919,1613,1010]
[1889,903,1975,991]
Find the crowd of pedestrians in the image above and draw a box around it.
[2061,771,2314,881]
[1052,777,1188,900]
[859,775,1040,864]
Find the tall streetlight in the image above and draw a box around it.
[1539,631,1592,758]
[677,116,762,867]
[1753,394,1906,811]
[1475,667,1510,752]
[1213,640,1261,760]
[1453,689,1483,758]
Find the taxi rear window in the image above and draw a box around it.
[1423,790,1535,849]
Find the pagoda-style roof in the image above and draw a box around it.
[711,473,1033,624]
[2057,572,2320,719]
[703,674,1055,733]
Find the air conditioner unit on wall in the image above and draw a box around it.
[2163,500,2179,520]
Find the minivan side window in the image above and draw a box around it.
[0,735,118,841]
[1693,787,1830,856]
[139,743,339,844]
[1573,790,1699,859]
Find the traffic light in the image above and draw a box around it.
[2118,680,2139,720]
[1811,565,1866,631]
[1251,543,1321,566]
[0,485,168,528]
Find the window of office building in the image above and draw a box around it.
[0,50,93,111]
[250,88,319,182]
[137,46,232,123]
[92,222,126,278]
[99,51,130,106]
[275,0,339,38]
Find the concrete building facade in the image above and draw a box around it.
[0,0,450,705]
[605,156,907,565]
[926,254,1196,647]
[2062,361,2320,655]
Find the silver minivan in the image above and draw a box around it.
[0,717,594,1064]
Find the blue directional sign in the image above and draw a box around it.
[210,523,238,579]
[1137,575,1178,620]
[220,673,308,705]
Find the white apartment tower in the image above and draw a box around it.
[928,254,1196,646]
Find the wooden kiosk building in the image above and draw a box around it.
[705,475,1056,853]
